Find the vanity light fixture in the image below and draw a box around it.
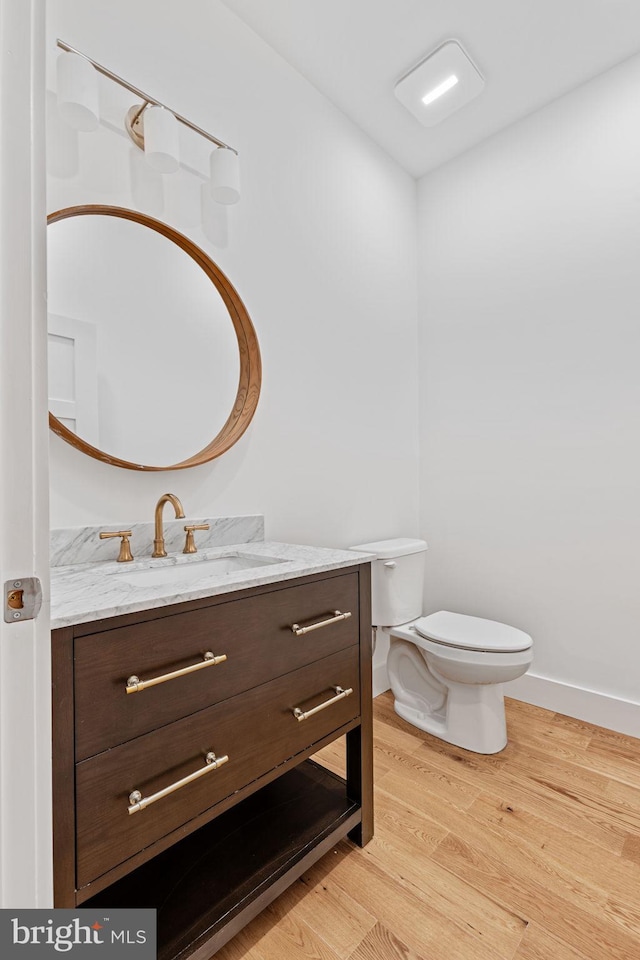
[55,39,241,203]
[394,40,485,127]
[209,147,241,205]
[139,105,180,174]
[56,49,100,132]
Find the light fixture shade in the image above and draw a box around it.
[56,51,99,132]
[209,147,240,205]
[144,105,179,174]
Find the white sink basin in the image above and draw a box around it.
[112,553,285,588]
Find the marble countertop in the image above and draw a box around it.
[50,540,375,628]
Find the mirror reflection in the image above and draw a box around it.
[47,212,241,467]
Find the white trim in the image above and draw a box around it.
[0,0,51,908]
[506,672,640,738]
[376,657,640,739]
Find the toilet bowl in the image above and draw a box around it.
[388,611,533,754]
[351,539,533,755]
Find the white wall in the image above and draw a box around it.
[418,54,640,733]
[48,3,640,733]
[46,0,419,550]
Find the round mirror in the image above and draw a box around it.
[46,205,261,470]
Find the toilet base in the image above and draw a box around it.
[393,688,507,755]
[388,635,508,754]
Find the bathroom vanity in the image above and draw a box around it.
[50,520,373,959]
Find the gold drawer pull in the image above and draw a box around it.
[291,610,352,637]
[128,751,229,815]
[126,651,227,694]
[293,685,353,722]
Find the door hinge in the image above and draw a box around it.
[4,577,43,623]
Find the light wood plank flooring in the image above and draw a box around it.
[217,693,640,960]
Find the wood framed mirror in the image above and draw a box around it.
[47,205,261,471]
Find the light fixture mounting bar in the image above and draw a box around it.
[56,39,238,155]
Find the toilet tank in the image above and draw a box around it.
[350,538,427,627]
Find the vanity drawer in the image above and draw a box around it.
[74,572,359,760]
[75,644,360,888]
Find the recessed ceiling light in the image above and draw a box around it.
[421,74,459,106]
[395,40,485,128]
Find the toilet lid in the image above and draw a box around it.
[414,611,533,653]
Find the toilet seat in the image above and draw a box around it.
[414,610,532,654]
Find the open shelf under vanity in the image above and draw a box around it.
[84,760,360,960]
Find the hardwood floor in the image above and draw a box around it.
[216,693,640,960]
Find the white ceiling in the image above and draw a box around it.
[220,0,640,178]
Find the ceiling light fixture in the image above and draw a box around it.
[395,40,484,128]
[421,74,459,106]
[55,39,241,204]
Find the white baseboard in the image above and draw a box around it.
[373,662,640,739]
[506,672,640,739]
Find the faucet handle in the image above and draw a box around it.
[99,530,134,563]
[183,524,210,554]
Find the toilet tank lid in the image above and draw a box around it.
[350,537,428,559]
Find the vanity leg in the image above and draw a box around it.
[346,725,373,846]
[347,564,373,846]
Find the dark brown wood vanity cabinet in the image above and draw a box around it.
[51,564,373,959]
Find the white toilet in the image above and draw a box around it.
[351,538,533,754]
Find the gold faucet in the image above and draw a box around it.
[153,493,186,558]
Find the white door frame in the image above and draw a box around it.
[0,0,52,907]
